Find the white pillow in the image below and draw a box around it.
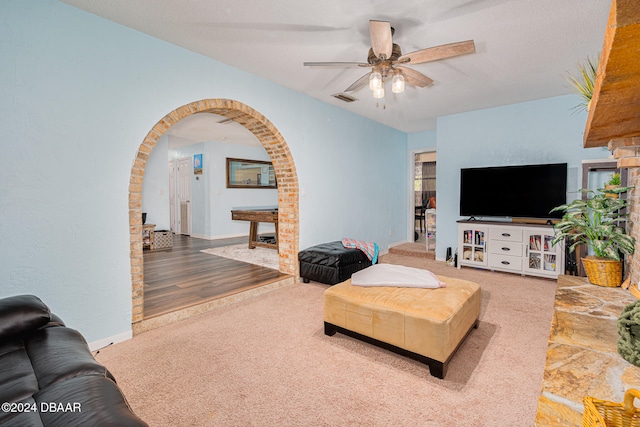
[350,264,445,288]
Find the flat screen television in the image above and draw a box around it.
[459,163,567,220]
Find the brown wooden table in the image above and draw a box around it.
[231,207,278,251]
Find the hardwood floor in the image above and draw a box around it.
[143,234,289,319]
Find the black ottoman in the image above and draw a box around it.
[298,241,372,285]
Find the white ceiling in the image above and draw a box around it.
[165,113,263,147]
[61,0,610,144]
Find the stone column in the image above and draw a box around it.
[610,137,640,286]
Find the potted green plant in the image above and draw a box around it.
[608,173,621,186]
[605,173,621,198]
[550,186,635,287]
[565,55,599,112]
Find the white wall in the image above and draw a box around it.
[0,1,408,344]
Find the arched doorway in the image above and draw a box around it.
[128,99,299,325]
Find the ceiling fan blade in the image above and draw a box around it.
[344,73,372,93]
[397,66,433,87]
[398,40,475,65]
[369,20,393,60]
[303,61,369,67]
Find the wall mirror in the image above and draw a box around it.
[226,158,277,189]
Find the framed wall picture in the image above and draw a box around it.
[226,158,276,189]
[194,154,203,175]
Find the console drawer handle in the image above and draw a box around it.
[501,261,510,265]
[502,247,510,251]
[501,233,511,237]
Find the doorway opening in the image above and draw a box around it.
[173,157,192,236]
[572,160,628,276]
[128,99,299,327]
[414,151,436,250]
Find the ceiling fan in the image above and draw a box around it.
[304,20,475,99]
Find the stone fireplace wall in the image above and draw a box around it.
[610,137,640,286]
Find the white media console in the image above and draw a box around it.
[457,220,565,279]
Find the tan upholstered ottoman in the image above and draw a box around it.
[324,275,481,378]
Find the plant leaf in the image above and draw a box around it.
[565,55,599,111]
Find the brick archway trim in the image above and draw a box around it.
[129,99,299,323]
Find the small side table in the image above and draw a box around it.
[142,224,155,250]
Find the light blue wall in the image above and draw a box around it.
[164,140,278,239]
[167,142,207,236]
[434,95,610,260]
[0,0,408,344]
[143,134,171,230]
[408,130,437,152]
[205,141,277,239]
[1,0,610,346]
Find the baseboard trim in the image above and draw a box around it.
[388,240,410,249]
[88,330,132,352]
[189,233,249,240]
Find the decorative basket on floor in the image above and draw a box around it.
[154,230,173,250]
[582,256,623,287]
[583,389,640,427]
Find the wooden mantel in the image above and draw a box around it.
[584,0,640,148]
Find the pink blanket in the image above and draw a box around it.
[342,238,379,264]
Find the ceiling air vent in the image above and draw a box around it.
[331,92,357,103]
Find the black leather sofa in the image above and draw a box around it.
[0,294,147,426]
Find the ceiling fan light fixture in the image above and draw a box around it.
[392,71,405,93]
[369,69,382,91]
[373,86,385,99]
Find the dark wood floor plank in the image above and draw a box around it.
[143,234,289,318]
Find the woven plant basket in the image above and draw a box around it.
[582,256,623,287]
[605,185,620,198]
[583,389,640,427]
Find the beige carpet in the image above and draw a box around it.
[201,244,279,270]
[96,254,557,426]
[388,242,436,260]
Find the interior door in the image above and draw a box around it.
[177,157,192,235]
